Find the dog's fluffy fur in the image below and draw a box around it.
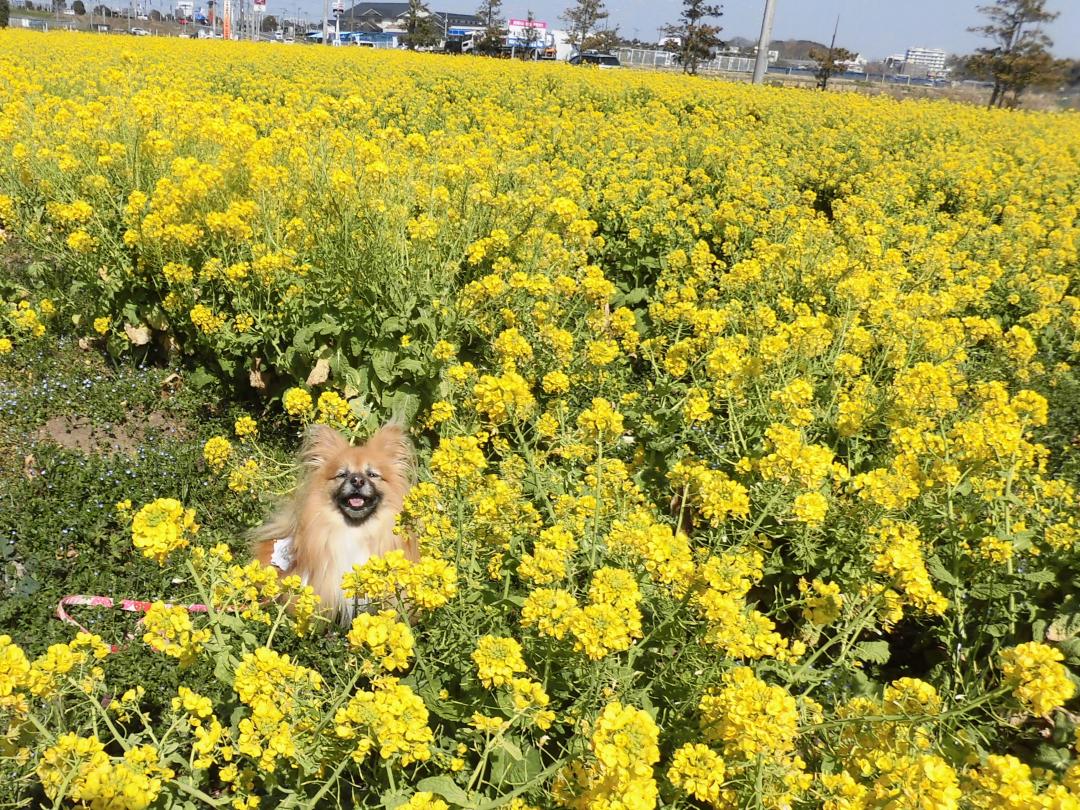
[250,423,417,621]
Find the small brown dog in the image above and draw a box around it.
[251,423,417,622]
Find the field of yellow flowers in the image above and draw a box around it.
[2,28,1080,809]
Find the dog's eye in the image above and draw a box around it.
[334,471,348,480]
[367,470,381,480]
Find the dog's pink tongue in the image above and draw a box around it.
[348,496,364,509]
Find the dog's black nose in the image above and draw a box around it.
[348,474,376,497]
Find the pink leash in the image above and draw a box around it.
[57,595,209,654]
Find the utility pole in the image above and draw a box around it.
[321,0,328,43]
[751,0,776,84]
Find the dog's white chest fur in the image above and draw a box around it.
[277,510,397,622]
[270,536,298,571]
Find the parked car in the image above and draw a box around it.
[129,27,151,35]
[568,51,621,68]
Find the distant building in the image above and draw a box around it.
[837,52,868,73]
[904,47,947,72]
[337,2,483,41]
[717,44,778,63]
[884,47,948,78]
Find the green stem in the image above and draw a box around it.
[473,759,566,810]
[170,778,230,808]
[23,709,57,745]
[1003,459,1018,638]
[512,420,558,522]
[800,686,1011,733]
[466,709,528,794]
[293,754,353,810]
[265,599,291,649]
[81,682,132,752]
[740,487,787,544]
[794,593,884,693]
[590,440,603,569]
[185,560,232,653]
[310,666,367,739]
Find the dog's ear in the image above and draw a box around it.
[299,424,350,468]
[365,422,416,484]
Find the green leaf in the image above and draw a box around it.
[105,333,129,358]
[385,390,421,423]
[293,316,342,354]
[415,776,471,807]
[371,349,398,383]
[926,555,959,587]
[380,316,406,336]
[1060,638,1080,666]
[1033,618,1048,642]
[615,287,648,306]
[1034,743,1073,771]
[188,367,217,389]
[970,582,1012,600]
[496,736,523,761]
[1047,612,1080,643]
[852,640,891,664]
[213,655,235,688]
[344,364,371,398]
[1022,570,1057,585]
[489,742,543,786]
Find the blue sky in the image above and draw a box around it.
[279,1,1078,59]
[468,0,1079,60]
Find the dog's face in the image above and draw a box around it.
[300,424,414,527]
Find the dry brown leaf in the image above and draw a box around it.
[306,358,331,386]
[249,358,267,390]
[124,323,151,345]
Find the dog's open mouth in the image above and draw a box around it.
[337,492,381,522]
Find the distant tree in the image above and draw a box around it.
[72,0,85,13]
[1065,59,1080,88]
[561,0,607,54]
[969,0,1061,108]
[519,8,539,58]
[0,0,8,28]
[259,12,276,30]
[474,0,503,54]
[809,44,854,90]
[401,0,438,49]
[581,27,618,52]
[943,52,977,80]
[663,0,723,75]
